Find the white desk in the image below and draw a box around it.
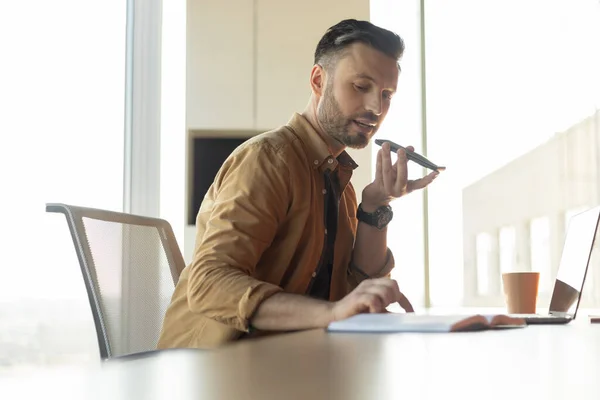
[1,319,599,400]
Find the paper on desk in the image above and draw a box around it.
[327,313,526,333]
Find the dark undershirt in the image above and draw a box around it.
[307,169,340,300]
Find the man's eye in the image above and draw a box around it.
[354,84,369,92]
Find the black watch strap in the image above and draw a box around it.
[356,203,393,230]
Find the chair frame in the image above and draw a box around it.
[46,203,185,359]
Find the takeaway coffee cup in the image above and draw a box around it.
[502,272,540,314]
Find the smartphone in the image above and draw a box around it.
[374,139,446,172]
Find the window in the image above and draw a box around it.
[565,207,595,296]
[371,0,426,307]
[0,1,126,371]
[372,0,600,309]
[475,233,493,296]
[431,0,600,308]
[530,217,552,294]
[499,226,517,274]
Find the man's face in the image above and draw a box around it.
[317,42,399,149]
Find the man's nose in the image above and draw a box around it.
[365,93,383,116]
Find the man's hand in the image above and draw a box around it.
[361,142,440,211]
[330,278,414,322]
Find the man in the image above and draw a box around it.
[158,19,440,349]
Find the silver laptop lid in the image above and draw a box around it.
[548,205,600,318]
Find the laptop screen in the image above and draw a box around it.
[549,205,600,317]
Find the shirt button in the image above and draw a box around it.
[312,272,317,278]
[328,159,334,164]
[314,160,319,165]
[322,189,327,194]
[324,229,328,235]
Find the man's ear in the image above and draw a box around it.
[309,64,325,98]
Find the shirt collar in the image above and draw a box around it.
[286,113,359,172]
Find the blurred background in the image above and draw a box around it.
[0,0,598,372]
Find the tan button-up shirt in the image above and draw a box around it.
[158,113,394,349]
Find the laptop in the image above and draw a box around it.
[510,205,600,324]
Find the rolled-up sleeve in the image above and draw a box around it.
[186,142,288,332]
[347,248,395,289]
[375,248,395,278]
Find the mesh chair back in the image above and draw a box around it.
[46,203,185,359]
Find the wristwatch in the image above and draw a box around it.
[356,203,393,230]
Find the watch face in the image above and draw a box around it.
[377,210,393,228]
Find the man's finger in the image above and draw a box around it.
[408,171,439,191]
[397,291,415,313]
[383,278,415,313]
[363,285,396,308]
[374,148,384,183]
[394,148,409,192]
[381,143,395,192]
[360,293,385,314]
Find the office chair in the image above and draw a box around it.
[46,203,186,360]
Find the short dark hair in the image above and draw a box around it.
[314,19,404,70]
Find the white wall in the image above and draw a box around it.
[184,0,371,263]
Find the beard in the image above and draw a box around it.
[317,84,378,150]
